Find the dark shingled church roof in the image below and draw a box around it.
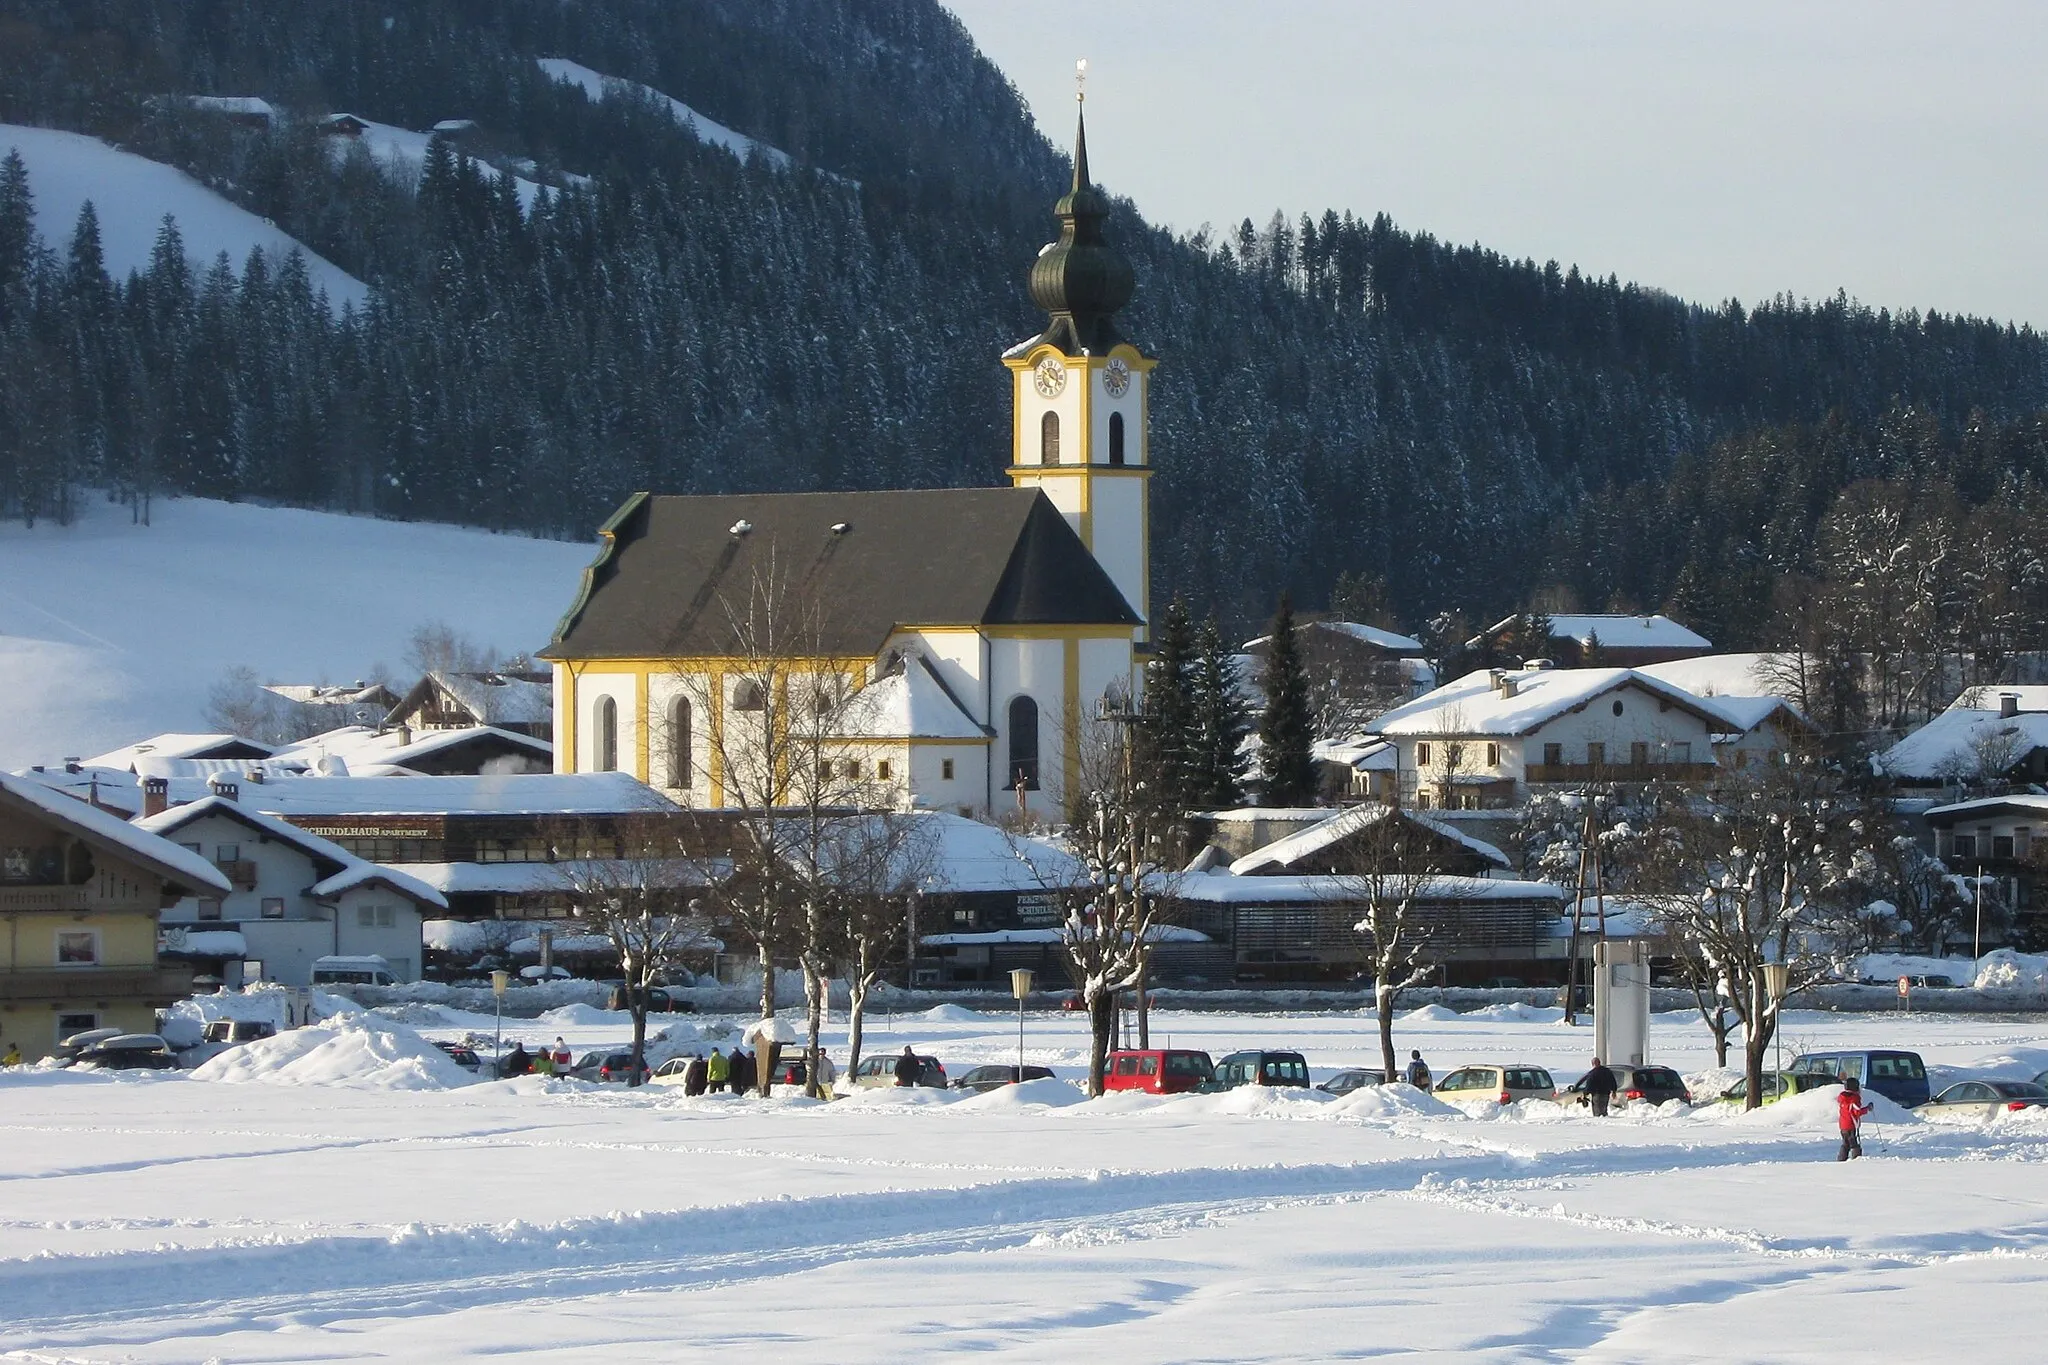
[542,488,1140,661]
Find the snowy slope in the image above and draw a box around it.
[0,496,593,769]
[1,124,368,309]
[537,58,795,170]
[332,117,551,210]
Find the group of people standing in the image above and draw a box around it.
[673,1045,759,1096]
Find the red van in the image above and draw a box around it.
[1103,1048,1214,1095]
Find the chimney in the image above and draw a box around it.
[63,758,81,774]
[1494,671,1518,699]
[2000,693,2020,719]
[143,776,170,818]
[245,768,266,784]
[209,776,239,803]
[394,722,412,747]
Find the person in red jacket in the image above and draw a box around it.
[1837,1076,1873,1161]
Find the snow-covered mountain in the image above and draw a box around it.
[1,123,369,308]
[537,58,794,170]
[0,496,592,770]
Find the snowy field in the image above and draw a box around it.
[0,495,593,769]
[6,1001,2048,1362]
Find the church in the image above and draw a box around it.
[541,98,1154,818]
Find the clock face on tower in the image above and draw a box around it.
[1103,357,1132,399]
[1033,356,1067,398]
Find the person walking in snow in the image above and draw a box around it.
[501,1041,531,1077]
[893,1044,921,1087]
[683,1053,708,1097]
[1404,1050,1432,1090]
[552,1037,572,1072]
[1837,1076,1874,1161]
[729,1047,753,1094]
[534,1047,556,1078]
[1581,1057,1618,1117]
[706,1046,729,1093]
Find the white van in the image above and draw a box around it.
[310,955,397,987]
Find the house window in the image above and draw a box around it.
[261,897,285,919]
[1109,412,1126,466]
[1631,742,1649,767]
[1670,742,1691,764]
[1994,835,2016,860]
[877,760,893,781]
[181,842,201,856]
[594,695,618,772]
[1007,696,1041,790]
[1543,743,1562,767]
[1415,742,1432,767]
[56,1011,99,1043]
[845,758,862,781]
[732,679,766,711]
[1040,411,1060,465]
[667,697,692,787]
[1445,743,1464,770]
[1415,790,1434,809]
[941,758,955,781]
[357,904,396,929]
[1587,742,1606,768]
[1953,834,1977,859]
[1484,742,1499,768]
[198,899,223,921]
[55,930,99,966]
[216,844,240,864]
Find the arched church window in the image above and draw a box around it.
[1109,412,1126,466]
[1040,411,1060,465]
[594,695,618,773]
[733,678,766,711]
[667,697,692,788]
[1007,695,1040,791]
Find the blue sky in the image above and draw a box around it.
[946,1,2048,327]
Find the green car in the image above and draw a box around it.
[1718,1071,1834,1106]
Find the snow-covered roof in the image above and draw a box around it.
[1925,794,2048,823]
[153,771,674,817]
[86,733,275,769]
[272,723,551,769]
[264,683,394,706]
[132,757,313,782]
[1877,698,2048,782]
[160,928,250,957]
[401,858,722,896]
[1228,804,1509,876]
[1519,614,1711,651]
[1243,620,1425,654]
[921,924,1210,946]
[135,796,448,909]
[181,96,276,119]
[1313,737,1398,771]
[1635,653,1782,698]
[0,771,230,894]
[394,672,552,728]
[1367,667,1730,738]
[782,811,1085,894]
[1203,807,1332,823]
[831,659,990,741]
[1697,694,1806,736]
[1166,870,1564,905]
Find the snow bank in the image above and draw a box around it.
[920,1004,983,1022]
[538,1004,621,1028]
[1721,1084,1918,1130]
[1974,949,2048,991]
[189,1016,474,1090]
[1466,1002,1565,1023]
[951,1077,1089,1110]
[372,1002,465,1028]
[1164,1085,1336,1119]
[1333,1083,1464,1120]
[1402,1004,1464,1023]
[831,1085,960,1109]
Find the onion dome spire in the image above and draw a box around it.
[1025,60,1134,356]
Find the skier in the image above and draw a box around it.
[1581,1057,1618,1117]
[1404,1050,1432,1090]
[1837,1076,1873,1161]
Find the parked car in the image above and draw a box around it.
[1922,1080,2048,1119]
[604,984,696,1013]
[52,1027,127,1064]
[1207,1050,1311,1091]
[179,1019,281,1068]
[1318,1068,1386,1096]
[1559,1064,1691,1108]
[650,1056,698,1087]
[1787,1050,1931,1108]
[1434,1064,1557,1105]
[953,1064,1057,1093]
[310,955,397,987]
[568,1050,649,1084]
[72,1034,180,1070]
[851,1054,947,1088]
[431,1040,482,1072]
[1717,1071,1836,1106]
[1102,1048,1214,1095]
[2035,1069,2048,1091]
[518,965,572,982]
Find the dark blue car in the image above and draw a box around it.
[1787,1050,1930,1108]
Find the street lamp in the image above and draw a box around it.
[1761,961,1789,1076]
[490,968,510,1074]
[1010,968,1034,1083]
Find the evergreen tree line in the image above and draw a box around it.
[3,0,2047,638]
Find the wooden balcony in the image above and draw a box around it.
[221,860,261,891]
[1525,762,1720,786]
[0,964,196,1003]
[0,885,92,913]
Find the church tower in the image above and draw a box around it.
[1004,74,1154,638]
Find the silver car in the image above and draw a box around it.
[1922,1080,2048,1118]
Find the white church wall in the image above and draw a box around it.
[576,672,639,775]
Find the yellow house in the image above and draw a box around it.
[0,773,231,1061]
[540,98,1157,819]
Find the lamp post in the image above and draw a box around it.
[490,968,510,1074]
[1010,968,1034,1083]
[1761,961,1788,1077]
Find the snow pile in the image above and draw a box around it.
[1468,1002,1564,1023]
[1402,1004,1464,1023]
[1856,952,1979,984]
[1333,1083,1463,1120]
[1974,949,2048,991]
[951,1077,1089,1110]
[1721,1084,1918,1130]
[538,1004,619,1028]
[189,1017,475,1090]
[160,983,308,1046]
[920,1004,983,1022]
[1167,1085,1335,1119]
[832,1085,959,1109]
[372,1002,465,1028]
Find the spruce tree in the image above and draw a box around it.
[1137,597,1199,829]
[1256,594,1317,806]
[1190,616,1249,809]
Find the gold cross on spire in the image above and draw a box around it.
[1076,57,1088,103]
